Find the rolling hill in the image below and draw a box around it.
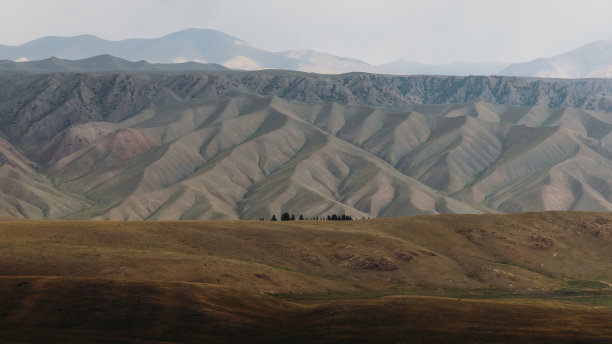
[3,213,612,342]
[3,212,612,292]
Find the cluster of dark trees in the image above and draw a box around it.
[325,214,353,221]
[260,213,354,221]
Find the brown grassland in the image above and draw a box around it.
[2,212,612,342]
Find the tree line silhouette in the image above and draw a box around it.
[260,212,355,221]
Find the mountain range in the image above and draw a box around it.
[0,29,385,74]
[0,54,227,73]
[1,71,612,219]
[2,28,612,77]
[6,212,612,342]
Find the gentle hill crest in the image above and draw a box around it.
[5,213,612,342]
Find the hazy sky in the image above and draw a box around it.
[1,0,612,65]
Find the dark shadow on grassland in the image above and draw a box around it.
[2,276,612,343]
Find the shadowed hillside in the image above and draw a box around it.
[2,212,612,292]
[3,276,612,344]
[3,213,612,343]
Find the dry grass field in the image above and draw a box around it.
[2,212,612,342]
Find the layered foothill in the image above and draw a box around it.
[1,71,612,219]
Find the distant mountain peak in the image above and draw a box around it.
[161,27,243,41]
[500,39,612,78]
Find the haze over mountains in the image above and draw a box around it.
[0,29,385,74]
[501,41,612,78]
[2,28,611,77]
[381,60,508,76]
[1,71,612,219]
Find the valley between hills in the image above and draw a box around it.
[3,212,612,342]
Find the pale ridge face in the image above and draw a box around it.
[501,41,612,78]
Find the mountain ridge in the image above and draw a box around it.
[5,29,612,77]
[0,54,228,72]
[1,71,612,219]
[0,28,383,74]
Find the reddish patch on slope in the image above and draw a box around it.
[99,128,160,163]
[47,126,160,176]
[40,123,120,164]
